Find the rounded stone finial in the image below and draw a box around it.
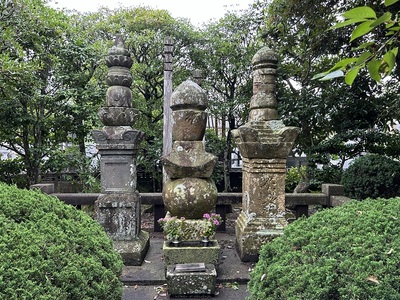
[170,80,208,141]
[170,80,207,111]
[252,47,278,71]
[249,47,279,121]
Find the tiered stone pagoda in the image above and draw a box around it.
[161,80,218,220]
[232,47,300,262]
[161,80,220,296]
[92,35,149,265]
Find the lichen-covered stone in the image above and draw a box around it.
[232,47,299,262]
[163,241,220,267]
[93,35,148,266]
[170,80,207,111]
[162,141,217,179]
[163,178,217,219]
[166,264,217,296]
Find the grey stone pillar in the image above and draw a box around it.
[92,35,149,265]
[232,47,300,262]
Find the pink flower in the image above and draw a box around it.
[213,220,219,226]
[203,213,210,219]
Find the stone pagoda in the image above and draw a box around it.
[161,80,218,220]
[160,80,220,296]
[92,35,149,265]
[232,47,300,262]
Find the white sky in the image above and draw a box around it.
[48,0,254,26]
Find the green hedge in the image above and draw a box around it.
[248,198,400,299]
[341,154,400,200]
[0,183,123,300]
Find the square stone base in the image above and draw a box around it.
[166,264,217,296]
[113,231,150,266]
[235,212,284,262]
[163,240,220,268]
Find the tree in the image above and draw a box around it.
[0,0,104,185]
[195,10,261,191]
[86,6,200,191]
[256,0,400,191]
[315,0,400,84]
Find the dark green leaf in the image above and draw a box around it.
[353,42,375,51]
[356,51,372,65]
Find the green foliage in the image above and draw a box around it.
[0,158,28,188]
[260,0,400,187]
[205,129,226,189]
[0,0,104,184]
[248,197,400,299]
[285,166,305,192]
[0,183,123,299]
[42,146,101,193]
[341,154,400,200]
[315,1,400,84]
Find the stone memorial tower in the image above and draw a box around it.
[232,47,300,262]
[92,35,149,265]
[161,80,218,219]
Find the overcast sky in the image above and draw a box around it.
[48,0,254,26]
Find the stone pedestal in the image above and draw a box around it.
[166,264,217,296]
[232,47,299,262]
[163,240,220,267]
[93,35,149,265]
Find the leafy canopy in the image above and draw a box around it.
[314,0,400,84]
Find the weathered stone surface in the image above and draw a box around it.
[95,192,141,240]
[162,79,217,219]
[106,86,132,107]
[105,66,133,87]
[232,47,299,262]
[163,241,220,268]
[162,141,217,179]
[114,231,150,266]
[172,110,207,141]
[170,80,207,111]
[98,107,138,126]
[93,35,148,265]
[163,178,217,219]
[166,264,217,296]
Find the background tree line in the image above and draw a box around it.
[0,0,398,192]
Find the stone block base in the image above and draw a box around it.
[163,240,220,268]
[113,231,150,266]
[166,264,217,296]
[235,212,284,262]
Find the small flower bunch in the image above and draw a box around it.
[158,216,185,240]
[202,213,222,238]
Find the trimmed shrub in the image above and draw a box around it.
[0,183,123,300]
[248,198,400,300]
[341,154,400,200]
